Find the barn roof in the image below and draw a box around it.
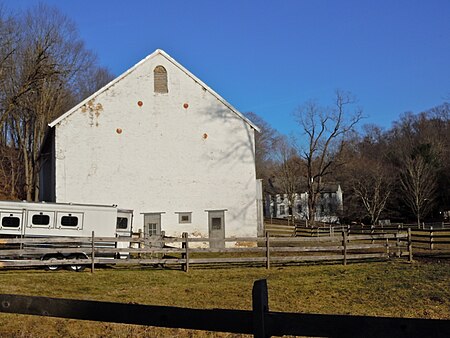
[49,49,260,132]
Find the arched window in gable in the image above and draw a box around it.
[154,65,168,93]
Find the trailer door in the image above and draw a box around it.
[116,211,133,236]
[116,211,133,258]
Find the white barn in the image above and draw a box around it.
[39,49,262,245]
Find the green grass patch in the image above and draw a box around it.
[0,259,449,337]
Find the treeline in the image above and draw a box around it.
[342,104,449,225]
[249,93,450,225]
[0,4,114,201]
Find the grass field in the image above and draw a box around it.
[0,258,449,337]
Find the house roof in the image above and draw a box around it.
[49,49,260,132]
[266,176,342,195]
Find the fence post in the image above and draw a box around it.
[91,231,95,274]
[371,225,375,244]
[342,231,347,266]
[408,228,413,262]
[395,232,400,257]
[138,229,143,259]
[430,226,434,251]
[182,232,189,272]
[265,232,270,270]
[252,279,270,338]
[386,237,390,257]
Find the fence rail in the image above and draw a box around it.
[265,218,450,252]
[0,279,449,338]
[0,230,412,272]
[411,228,450,250]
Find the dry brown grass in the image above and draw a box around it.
[0,258,449,337]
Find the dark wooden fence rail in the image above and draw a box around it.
[0,279,449,338]
[0,231,412,272]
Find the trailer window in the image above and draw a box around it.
[61,216,78,227]
[116,217,128,229]
[32,214,50,225]
[2,216,20,228]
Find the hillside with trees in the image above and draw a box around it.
[252,100,449,225]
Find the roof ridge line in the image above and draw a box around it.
[49,49,260,132]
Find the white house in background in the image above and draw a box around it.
[39,49,263,246]
[269,184,343,223]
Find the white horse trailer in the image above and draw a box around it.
[0,200,133,271]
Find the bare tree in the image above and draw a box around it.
[0,6,15,76]
[343,125,393,225]
[77,66,115,102]
[352,162,392,225]
[0,8,22,199]
[0,3,109,200]
[244,112,279,181]
[399,151,437,226]
[244,112,281,217]
[295,90,363,224]
[273,136,302,221]
[388,108,447,224]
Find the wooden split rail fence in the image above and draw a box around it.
[0,230,412,272]
[0,279,449,337]
[410,227,450,251]
[265,219,450,251]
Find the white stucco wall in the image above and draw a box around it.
[53,52,258,238]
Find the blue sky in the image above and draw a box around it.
[4,0,450,135]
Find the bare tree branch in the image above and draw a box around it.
[294,90,364,224]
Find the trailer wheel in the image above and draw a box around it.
[43,255,63,271]
[67,254,87,272]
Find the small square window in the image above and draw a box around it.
[177,212,192,224]
[147,223,158,235]
[211,217,222,230]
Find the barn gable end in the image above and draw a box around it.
[40,49,262,242]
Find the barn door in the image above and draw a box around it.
[143,213,162,238]
[208,210,225,248]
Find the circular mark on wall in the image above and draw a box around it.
[202,133,208,139]
[183,103,189,109]
[137,101,143,107]
[116,128,123,134]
